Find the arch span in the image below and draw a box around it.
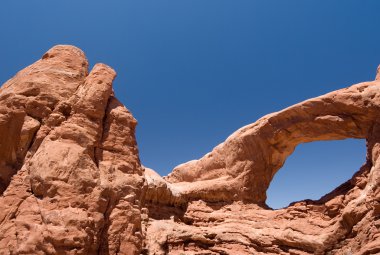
[165,80,380,205]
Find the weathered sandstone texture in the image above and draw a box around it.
[0,45,379,254]
[0,46,143,254]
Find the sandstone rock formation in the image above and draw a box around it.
[0,45,379,254]
[0,46,144,254]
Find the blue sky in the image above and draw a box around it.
[0,1,377,208]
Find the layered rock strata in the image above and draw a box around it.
[0,45,379,254]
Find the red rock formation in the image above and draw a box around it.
[0,46,144,254]
[0,45,379,254]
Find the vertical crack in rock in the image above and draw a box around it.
[94,95,114,255]
[94,95,113,169]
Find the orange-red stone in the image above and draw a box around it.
[0,45,378,255]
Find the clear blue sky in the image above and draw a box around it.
[1,1,377,208]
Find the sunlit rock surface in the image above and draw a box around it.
[0,45,379,254]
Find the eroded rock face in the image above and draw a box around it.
[144,73,380,253]
[0,46,144,254]
[0,45,379,254]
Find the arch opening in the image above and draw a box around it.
[266,139,366,209]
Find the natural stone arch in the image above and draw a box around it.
[165,80,380,205]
